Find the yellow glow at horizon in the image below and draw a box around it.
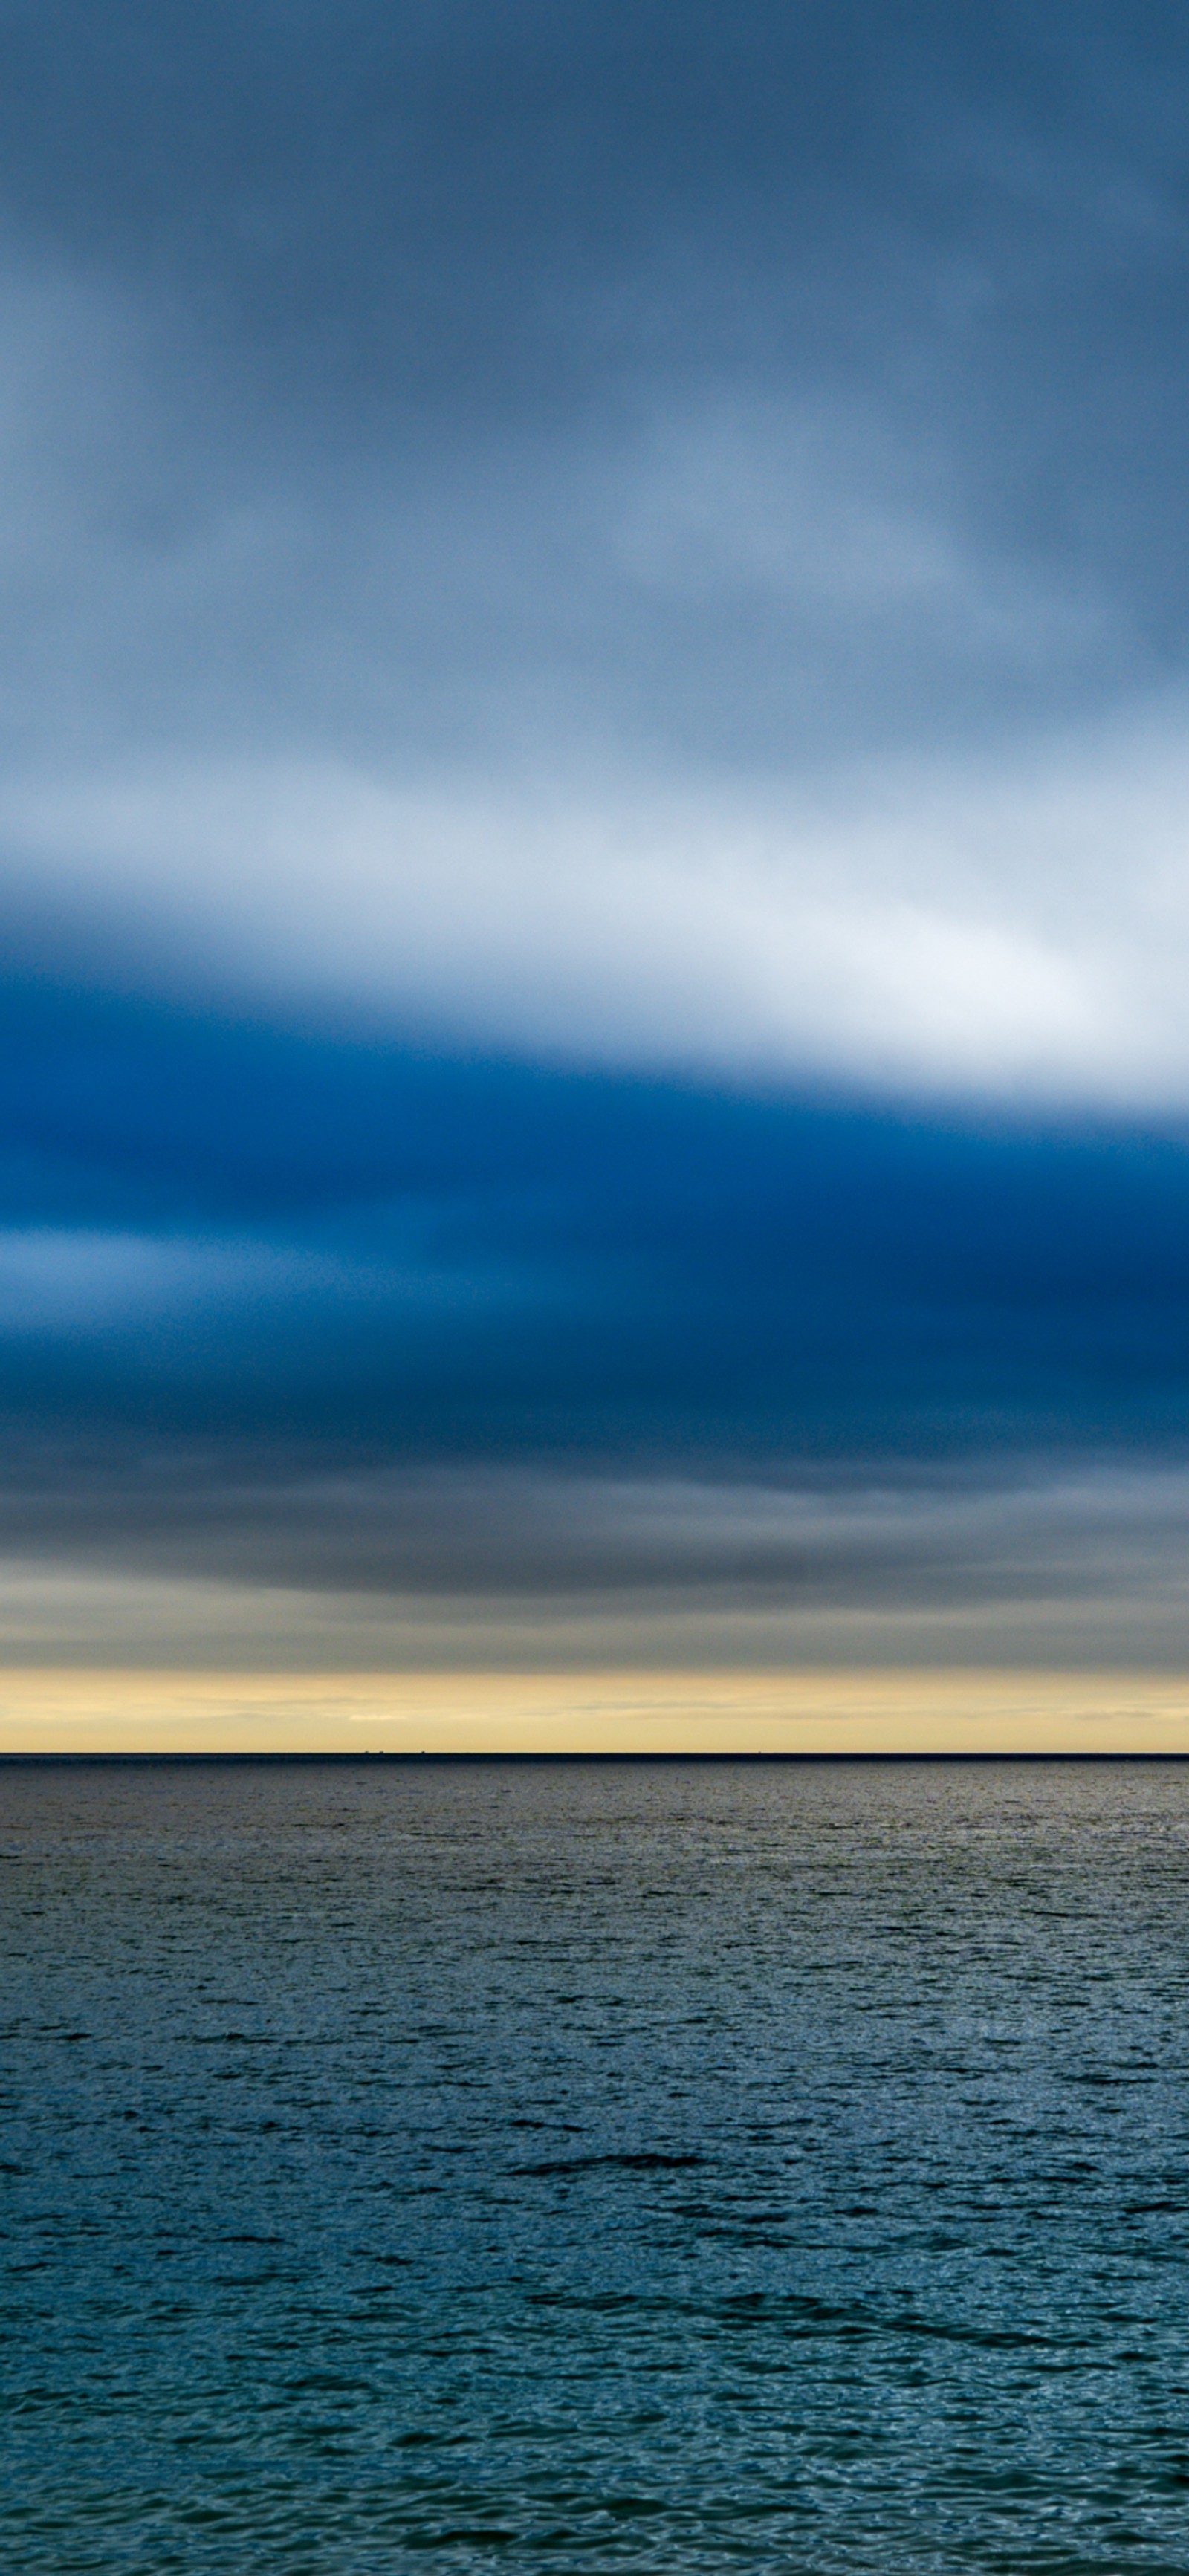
[2,1669,1189,1753]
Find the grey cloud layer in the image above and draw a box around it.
[1,1446,1188,1667]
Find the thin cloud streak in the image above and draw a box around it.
[11,715,1189,1100]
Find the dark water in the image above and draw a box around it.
[4,1758,1189,2574]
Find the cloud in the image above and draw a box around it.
[9,712,1189,1102]
[0,1227,223,1331]
[2,1449,1189,1667]
[4,991,1189,1461]
[4,4,1189,1681]
[0,9,1186,1115]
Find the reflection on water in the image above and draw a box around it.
[3,1756,1189,2572]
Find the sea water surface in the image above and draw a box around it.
[3,1755,1189,2573]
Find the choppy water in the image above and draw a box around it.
[4,1756,1189,2572]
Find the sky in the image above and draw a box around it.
[6,2,1189,1742]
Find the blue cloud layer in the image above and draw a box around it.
[4,976,1189,1468]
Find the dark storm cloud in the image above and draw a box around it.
[1,1,1182,435]
[0,0,1186,780]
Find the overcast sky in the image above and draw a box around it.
[6,2,1189,1678]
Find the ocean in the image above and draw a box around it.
[3,1755,1188,2572]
